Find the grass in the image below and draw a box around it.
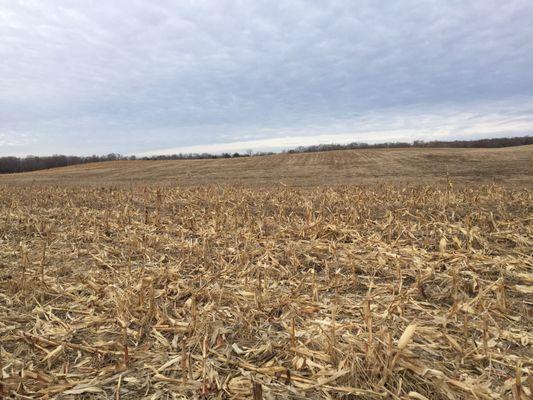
[0,183,531,399]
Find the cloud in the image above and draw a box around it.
[0,132,28,147]
[0,0,532,156]
[134,98,533,155]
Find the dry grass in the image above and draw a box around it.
[0,183,531,399]
[1,145,532,187]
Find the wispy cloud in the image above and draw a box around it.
[1,1,532,156]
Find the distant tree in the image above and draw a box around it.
[0,136,531,174]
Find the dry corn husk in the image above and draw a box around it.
[0,184,531,399]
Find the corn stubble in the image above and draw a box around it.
[0,184,531,399]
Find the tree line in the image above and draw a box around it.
[0,135,530,174]
[285,135,533,153]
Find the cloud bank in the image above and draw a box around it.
[1,0,532,156]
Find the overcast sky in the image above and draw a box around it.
[1,0,532,156]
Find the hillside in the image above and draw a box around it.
[2,147,532,398]
[1,145,532,187]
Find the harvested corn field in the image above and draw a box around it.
[0,184,532,399]
[1,146,532,188]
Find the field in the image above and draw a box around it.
[0,147,532,399]
[1,145,532,187]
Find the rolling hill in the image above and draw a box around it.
[1,145,532,187]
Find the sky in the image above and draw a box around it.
[1,0,532,157]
